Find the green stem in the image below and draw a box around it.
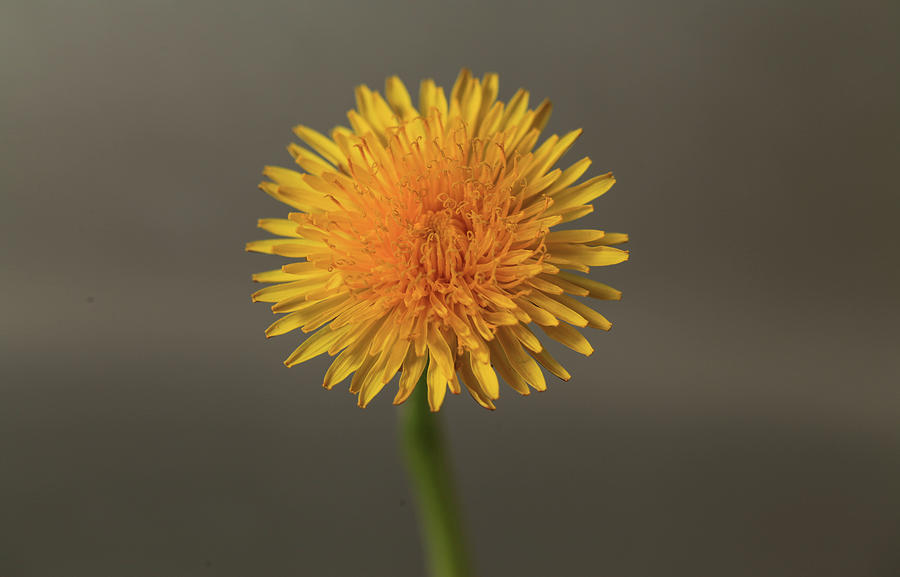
[401,367,472,577]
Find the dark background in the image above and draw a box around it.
[2,1,898,576]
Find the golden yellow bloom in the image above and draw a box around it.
[248,69,628,411]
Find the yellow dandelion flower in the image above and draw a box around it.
[248,69,628,411]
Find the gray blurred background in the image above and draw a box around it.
[2,1,898,575]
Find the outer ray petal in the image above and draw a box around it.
[426,357,448,411]
[458,354,497,410]
[555,271,623,300]
[394,348,427,405]
[529,347,572,381]
[252,269,302,283]
[284,324,353,367]
[540,323,594,356]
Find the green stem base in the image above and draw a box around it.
[400,370,472,577]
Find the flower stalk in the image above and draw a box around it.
[401,367,472,577]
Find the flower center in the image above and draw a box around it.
[293,113,550,344]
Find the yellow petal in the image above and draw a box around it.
[545,229,605,244]
[323,345,364,390]
[555,272,622,300]
[272,290,350,316]
[426,358,448,411]
[252,269,301,283]
[418,78,438,116]
[286,300,353,337]
[547,293,612,330]
[284,324,353,367]
[244,238,320,256]
[589,232,629,246]
[480,288,517,310]
[524,168,563,197]
[287,143,334,174]
[535,273,590,297]
[540,323,593,356]
[426,324,454,379]
[354,85,384,135]
[531,99,552,133]
[270,242,325,259]
[394,348,427,405]
[500,88,529,130]
[383,337,411,385]
[262,166,306,187]
[508,322,543,352]
[265,309,314,338]
[549,245,629,267]
[526,276,564,295]
[368,92,399,133]
[258,181,334,213]
[546,173,615,215]
[556,204,595,225]
[477,101,504,138]
[495,327,546,391]
[358,354,390,408]
[330,300,381,330]
[449,68,473,117]
[257,218,302,238]
[525,290,588,327]
[300,290,354,332]
[512,297,558,326]
[292,125,345,166]
[385,75,416,120]
[349,353,378,394]
[483,310,521,326]
[523,129,581,184]
[281,261,324,275]
[469,354,500,399]
[251,275,330,303]
[487,339,530,395]
[529,347,571,381]
[447,372,462,395]
[457,354,496,410]
[460,78,483,129]
[477,73,500,129]
[347,109,376,139]
[323,321,382,389]
[509,118,538,154]
[433,86,448,119]
[544,157,592,197]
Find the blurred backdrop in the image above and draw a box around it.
[2,1,898,576]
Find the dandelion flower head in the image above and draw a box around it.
[248,69,628,410]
